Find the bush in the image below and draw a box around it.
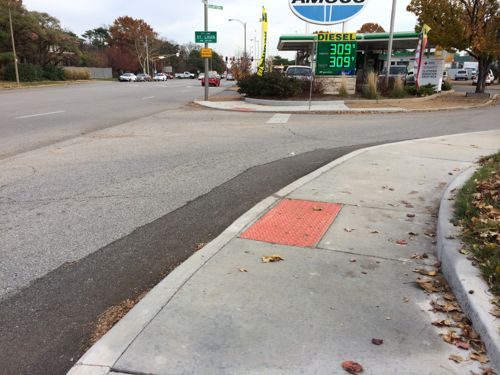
[418,84,436,96]
[390,76,406,98]
[4,63,43,82]
[237,72,302,98]
[42,64,65,81]
[64,67,91,80]
[362,71,379,99]
[405,84,436,97]
[442,80,453,91]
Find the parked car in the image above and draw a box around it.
[405,70,415,85]
[198,73,205,81]
[454,70,468,81]
[285,65,313,81]
[381,65,408,78]
[119,73,137,82]
[472,70,495,85]
[226,73,235,81]
[166,73,174,79]
[175,71,195,79]
[153,73,167,81]
[200,72,221,87]
[136,73,151,82]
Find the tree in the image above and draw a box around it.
[108,16,157,73]
[0,1,79,67]
[358,23,386,33]
[82,27,109,48]
[407,0,500,93]
[271,55,295,67]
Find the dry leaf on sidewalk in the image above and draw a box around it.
[396,240,408,246]
[371,338,384,345]
[449,354,465,363]
[312,206,324,212]
[455,340,470,350]
[470,352,490,364]
[194,243,206,251]
[370,229,379,234]
[341,361,364,374]
[413,269,437,277]
[261,255,284,263]
[344,228,355,233]
[416,278,440,293]
[489,308,500,318]
[239,268,248,273]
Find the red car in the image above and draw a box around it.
[200,73,221,87]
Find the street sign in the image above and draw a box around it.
[316,33,358,76]
[289,0,368,25]
[200,48,213,58]
[208,4,223,10]
[195,31,217,44]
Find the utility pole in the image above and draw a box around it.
[145,35,150,75]
[385,0,397,88]
[203,0,209,101]
[8,6,20,87]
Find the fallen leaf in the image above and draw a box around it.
[396,240,408,246]
[312,206,324,212]
[195,243,207,251]
[341,361,364,374]
[385,316,391,320]
[489,308,500,318]
[407,213,416,218]
[403,297,410,303]
[413,269,437,277]
[371,338,384,345]
[261,255,284,263]
[470,352,490,364]
[449,354,465,363]
[370,229,379,234]
[441,330,460,344]
[350,258,357,263]
[344,228,355,233]
[481,368,496,375]
[425,232,436,238]
[455,340,470,350]
[432,320,454,327]
[416,278,440,293]
[408,232,418,236]
[239,268,248,273]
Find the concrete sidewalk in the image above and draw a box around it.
[70,131,500,375]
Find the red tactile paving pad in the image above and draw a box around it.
[240,199,342,248]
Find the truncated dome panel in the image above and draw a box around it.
[240,199,342,248]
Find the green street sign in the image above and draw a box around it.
[208,4,223,10]
[195,31,217,44]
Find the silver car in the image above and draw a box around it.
[285,66,313,81]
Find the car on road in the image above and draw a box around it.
[198,73,205,81]
[201,72,221,87]
[119,73,137,82]
[472,70,495,86]
[226,73,235,81]
[153,73,167,81]
[175,71,196,79]
[454,70,469,81]
[136,73,152,82]
[285,65,313,81]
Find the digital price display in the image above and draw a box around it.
[316,33,358,76]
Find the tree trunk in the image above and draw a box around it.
[475,55,492,94]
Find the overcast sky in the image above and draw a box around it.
[23,0,417,58]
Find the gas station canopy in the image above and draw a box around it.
[278,32,427,52]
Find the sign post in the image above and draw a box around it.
[202,0,209,101]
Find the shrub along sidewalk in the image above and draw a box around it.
[455,153,500,296]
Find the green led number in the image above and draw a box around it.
[345,44,351,55]
[330,44,336,55]
[344,57,350,66]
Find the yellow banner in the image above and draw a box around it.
[317,33,356,42]
[257,7,268,77]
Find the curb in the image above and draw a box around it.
[437,167,500,371]
[69,130,500,374]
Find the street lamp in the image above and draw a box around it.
[228,18,247,59]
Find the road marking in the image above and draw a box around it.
[142,96,156,100]
[267,114,291,124]
[15,110,65,120]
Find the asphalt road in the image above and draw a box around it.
[0,79,229,159]
[0,81,499,374]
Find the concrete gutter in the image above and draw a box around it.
[437,167,500,371]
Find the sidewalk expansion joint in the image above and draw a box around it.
[314,245,420,264]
